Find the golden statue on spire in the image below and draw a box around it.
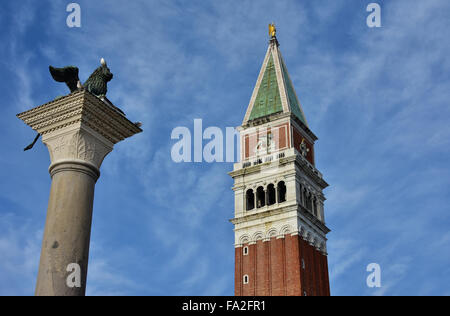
[268,23,276,38]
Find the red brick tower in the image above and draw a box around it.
[229,26,331,296]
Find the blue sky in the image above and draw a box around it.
[0,0,449,296]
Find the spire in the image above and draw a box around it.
[243,25,308,127]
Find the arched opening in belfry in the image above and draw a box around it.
[278,181,286,203]
[246,189,255,211]
[267,184,276,206]
[256,186,266,208]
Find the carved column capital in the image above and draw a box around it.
[17,90,142,176]
[43,127,113,175]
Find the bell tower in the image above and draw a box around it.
[229,25,331,296]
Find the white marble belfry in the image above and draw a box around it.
[17,90,142,296]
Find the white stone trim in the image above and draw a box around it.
[252,231,265,242]
[234,211,327,254]
[280,224,293,237]
[267,228,278,239]
[239,234,251,246]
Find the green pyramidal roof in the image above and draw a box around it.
[245,40,308,127]
[280,58,308,125]
[248,55,283,120]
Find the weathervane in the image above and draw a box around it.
[269,23,277,38]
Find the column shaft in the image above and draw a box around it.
[35,161,99,296]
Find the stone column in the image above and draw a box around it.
[265,187,269,206]
[274,182,279,204]
[285,175,297,203]
[299,183,304,206]
[17,90,142,296]
[318,199,325,223]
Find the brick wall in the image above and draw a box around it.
[236,235,330,296]
[292,127,315,165]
